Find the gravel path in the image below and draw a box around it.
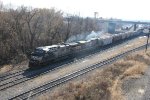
[122,66,150,100]
[142,67,150,100]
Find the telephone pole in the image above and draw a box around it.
[145,28,150,52]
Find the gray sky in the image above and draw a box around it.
[1,0,150,20]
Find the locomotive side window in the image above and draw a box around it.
[32,49,45,57]
[49,47,57,52]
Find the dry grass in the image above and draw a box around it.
[0,60,28,74]
[110,51,150,100]
[37,50,150,100]
[110,61,147,100]
[0,64,13,74]
[123,63,146,77]
[38,71,112,100]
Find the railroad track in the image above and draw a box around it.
[0,60,77,91]
[0,70,25,81]
[9,44,149,100]
[0,35,145,91]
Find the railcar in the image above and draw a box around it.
[100,35,113,46]
[112,34,122,42]
[119,33,125,39]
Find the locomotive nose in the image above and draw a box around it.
[29,56,43,68]
[31,56,43,61]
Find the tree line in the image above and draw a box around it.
[0,2,101,65]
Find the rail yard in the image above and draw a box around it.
[1,0,150,100]
[0,29,150,100]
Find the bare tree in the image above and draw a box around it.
[24,8,39,49]
[64,15,74,42]
[39,9,64,45]
[8,7,27,53]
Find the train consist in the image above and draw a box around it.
[29,31,141,67]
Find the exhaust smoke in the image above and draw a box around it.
[66,31,105,43]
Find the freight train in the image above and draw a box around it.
[29,31,142,67]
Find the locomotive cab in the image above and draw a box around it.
[29,46,57,66]
[29,45,64,67]
[29,48,46,67]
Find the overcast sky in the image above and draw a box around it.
[1,0,150,21]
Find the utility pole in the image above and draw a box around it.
[143,28,150,52]
[94,12,98,19]
[145,28,150,52]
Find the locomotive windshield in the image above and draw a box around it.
[31,49,45,57]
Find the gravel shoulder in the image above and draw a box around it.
[122,66,150,100]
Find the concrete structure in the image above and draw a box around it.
[103,22,116,33]
[100,19,150,34]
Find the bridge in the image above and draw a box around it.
[98,19,150,33]
[98,19,150,24]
